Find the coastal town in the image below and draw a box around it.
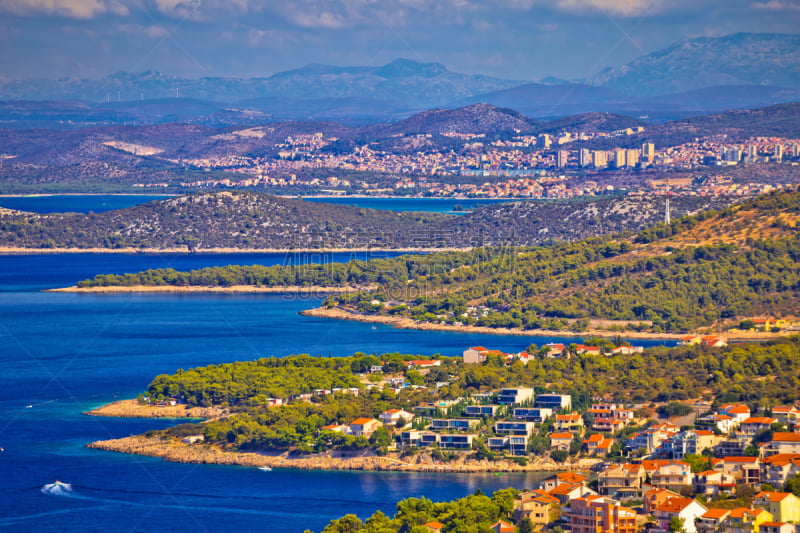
[125,129,800,200]
[88,337,800,533]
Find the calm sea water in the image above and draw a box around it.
[0,194,515,214]
[0,250,672,532]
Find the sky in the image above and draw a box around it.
[0,0,799,81]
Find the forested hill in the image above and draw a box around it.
[0,191,737,250]
[73,188,799,334]
[321,187,797,334]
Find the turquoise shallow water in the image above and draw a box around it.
[0,250,672,532]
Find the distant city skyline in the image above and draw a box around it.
[1,0,799,81]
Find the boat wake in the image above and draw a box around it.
[41,481,73,496]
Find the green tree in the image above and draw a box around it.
[784,473,800,497]
[518,518,534,533]
[668,516,686,533]
[322,514,364,532]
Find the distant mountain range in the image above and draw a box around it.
[0,33,798,126]
[590,33,800,96]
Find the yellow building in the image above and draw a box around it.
[753,492,800,524]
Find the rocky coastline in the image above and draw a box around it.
[300,306,786,341]
[88,434,601,474]
[85,399,227,419]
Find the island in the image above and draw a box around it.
[63,187,800,338]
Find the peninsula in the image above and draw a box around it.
[86,338,800,474]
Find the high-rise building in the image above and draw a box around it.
[580,148,592,167]
[722,147,742,163]
[626,149,640,167]
[774,144,783,162]
[539,134,552,149]
[614,149,627,168]
[641,143,655,163]
[593,150,608,169]
[557,150,569,168]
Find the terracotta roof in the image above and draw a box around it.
[754,492,791,502]
[721,405,751,414]
[556,472,587,483]
[548,483,582,496]
[760,522,788,527]
[350,417,377,425]
[694,430,715,436]
[702,508,731,519]
[772,432,800,442]
[422,521,445,529]
[490,519,515,533]
[728,508,767,519]
[556,413,581,421]
[762,454,800,466]
[717,456,759,463]
[523,490,560,504]
[743,417,778,424]
[655,497,700,514]
[551,432,574,439]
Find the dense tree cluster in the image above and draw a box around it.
[145,337,800,456]
[309,489,520,533]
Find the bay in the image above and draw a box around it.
[0,194,517,214]
[0,251,673,532]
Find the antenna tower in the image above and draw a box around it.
[665,182,671,225]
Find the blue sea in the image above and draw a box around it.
[0,248,673,531]
[0,194,516,214]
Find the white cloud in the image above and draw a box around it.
[554,0,664,17]
[0,0,129,18]
[751,0,800,10]
[117,23,169,37]
[488,0,666,17]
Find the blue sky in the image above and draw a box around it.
[1,0,799,81]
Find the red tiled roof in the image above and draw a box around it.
[755,492,791,502]
[772,432,800,442]
[655,497,699,513]
[717,456,759,463]
[743,417,778,424]
[551,432,574,439]
[702,508,731,519]
[728,508,766,519]
[556,472,587,483]
[350,417,376,425]
[548,483,581,496]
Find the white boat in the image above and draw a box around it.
[258,466,272,472]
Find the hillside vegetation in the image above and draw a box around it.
[327,188,799,333]
[72,188,799,334]
[0,191,736,251]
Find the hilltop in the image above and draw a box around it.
[0,191,738,252]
